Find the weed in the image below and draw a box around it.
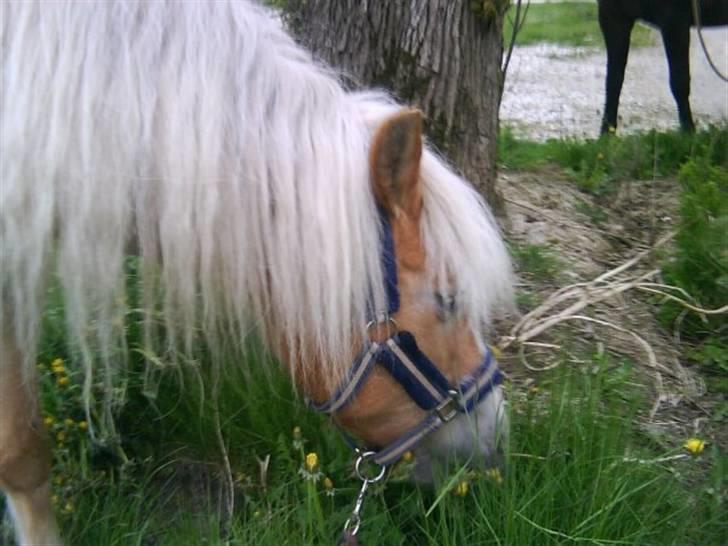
[515,289,543,311]
[660,159,728,389]
[510,241,563,283]
[574,199,609,226]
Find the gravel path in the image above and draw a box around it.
[501,26,728,140]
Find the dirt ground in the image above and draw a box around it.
[501,27,728,140]
[497,169,725,449]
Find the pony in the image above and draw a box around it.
[0,2,514,544]
[598,0,728,133]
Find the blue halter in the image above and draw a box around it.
[308,211,502,466]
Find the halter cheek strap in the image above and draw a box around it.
[308,334,501,466]
[307,210,502,466]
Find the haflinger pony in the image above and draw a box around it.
[0,1,514,544]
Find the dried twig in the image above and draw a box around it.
[212,369,234,545]
[636,286,727,316]
[500,231,726,381]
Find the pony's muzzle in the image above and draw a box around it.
[410,386,508,483]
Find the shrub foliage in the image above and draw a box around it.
[661,159,728,382]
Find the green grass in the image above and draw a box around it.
[498,125,728,195]
[510,242,563,283]
[575,199,609,226]
[2,298,725,545]
[504,2,655,48]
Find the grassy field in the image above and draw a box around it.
[504,2,656,48]
[8,335,725,545]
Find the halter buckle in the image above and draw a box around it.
[434,390,462,423]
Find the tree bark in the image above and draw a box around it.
[285,0,507,212]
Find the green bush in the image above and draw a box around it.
[660,159,728,382]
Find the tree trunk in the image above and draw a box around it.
[285,0,508,212]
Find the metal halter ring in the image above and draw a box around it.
[354,451,387,483]
[366,315,398,339]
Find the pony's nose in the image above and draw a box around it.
[407,386,508,483]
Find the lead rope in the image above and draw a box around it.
[338,451,387,546]
[692,0,728,82]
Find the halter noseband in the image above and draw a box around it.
[308,211,502,467]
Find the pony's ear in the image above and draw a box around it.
[370,109,423,220]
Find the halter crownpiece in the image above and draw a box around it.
[308,210,503,466]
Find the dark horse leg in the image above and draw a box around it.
[661,22,695,132]
[598,3,635,134]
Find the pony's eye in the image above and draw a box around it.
[434,291,457,321]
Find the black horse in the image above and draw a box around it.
[598,0,728,133]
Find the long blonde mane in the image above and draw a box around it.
[1,1,512,418]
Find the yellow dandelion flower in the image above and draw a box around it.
[64,418,75,427]
[62,502,74,514]
[51,359,66,374]
[305,452,319,473]
[453,480,469,497]
[323,476,335,496]
[78,420,88,431]
[597,152,605,161]
[292,426,304,449]
[299,452,322,481]
[44,416,55,427]
[402,451,415,463]
[56,431,66,443]
[528,385,540,395]
[485,467,503,485]
[57,376,70,386]
[684,438,705,455]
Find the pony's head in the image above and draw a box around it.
[289,108,511,479]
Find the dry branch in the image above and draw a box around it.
[500,231,727,382]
